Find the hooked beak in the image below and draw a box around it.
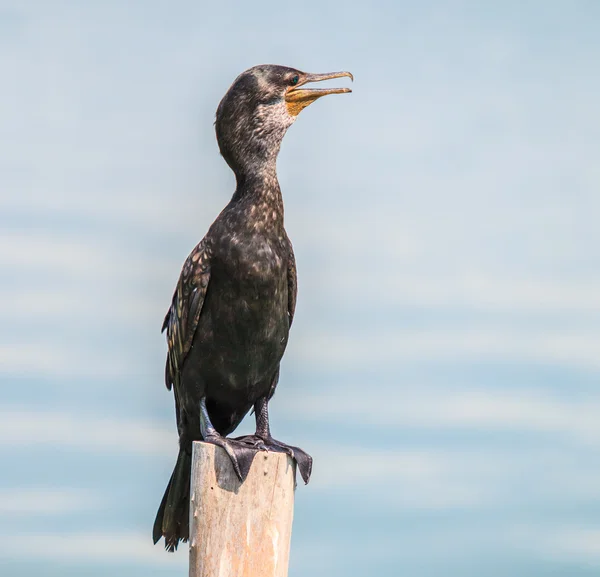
[285,71,353,116]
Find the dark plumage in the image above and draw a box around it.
[153,64,352,551]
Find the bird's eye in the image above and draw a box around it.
[290,75,299,86]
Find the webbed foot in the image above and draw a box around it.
[200,396,263,482]
[234,434,313,484]
[203,433,260,483]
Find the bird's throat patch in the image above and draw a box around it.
[285,94,319,117]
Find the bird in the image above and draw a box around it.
[152,64,352,551]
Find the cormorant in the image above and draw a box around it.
[153,64,352,551]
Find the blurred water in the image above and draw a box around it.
[1,1,600,576]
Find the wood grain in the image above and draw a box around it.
[189,442,296,577]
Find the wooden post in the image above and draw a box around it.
[189,441,296,577]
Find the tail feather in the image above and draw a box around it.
[153,448,192,552]
[152,475,171,545]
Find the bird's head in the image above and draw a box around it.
[215,64,352,177]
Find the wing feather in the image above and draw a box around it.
[287,240,297,328]
[162,239,211,391]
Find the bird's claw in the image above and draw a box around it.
[203,434,258,482]
[234,434,313,484]
[235,435,268,451]
[203,433,312,484]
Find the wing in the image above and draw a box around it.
[162,239,212,391]
[287,240,297,328]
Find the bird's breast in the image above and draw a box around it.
[221,233,287,285]
[193,233,289,390]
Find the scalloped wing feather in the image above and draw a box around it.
[162,240,211,391]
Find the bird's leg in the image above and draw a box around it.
[199,397,258,483]
[254,396,272,438]
[236,396,313,484]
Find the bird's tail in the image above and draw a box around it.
[153,447,192,552]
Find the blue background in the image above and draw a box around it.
[1,1,600,575]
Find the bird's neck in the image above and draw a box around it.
[232,161,285,227]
